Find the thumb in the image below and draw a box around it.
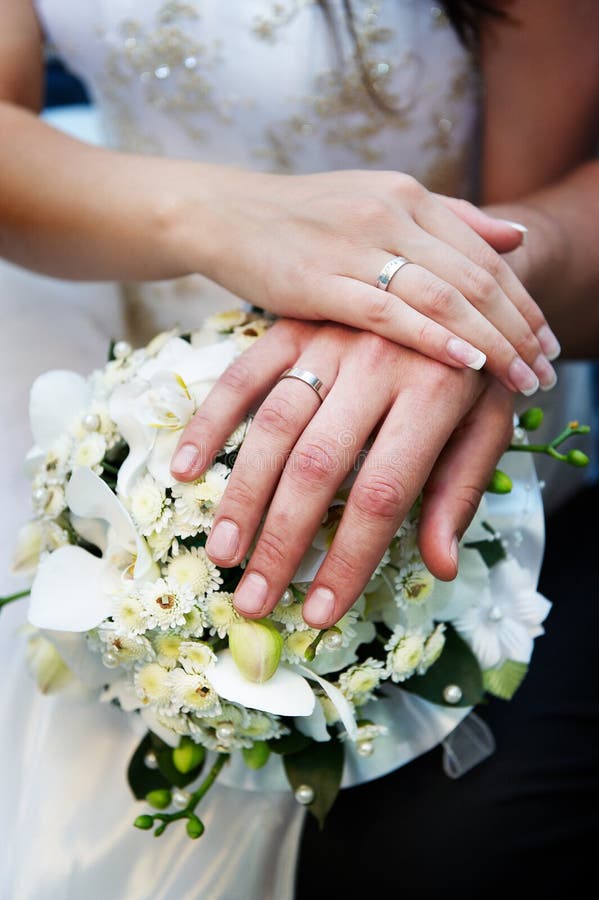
[434,194,527,254]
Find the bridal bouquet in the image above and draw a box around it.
[4,311,590,840]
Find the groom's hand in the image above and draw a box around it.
[171,320,513,629]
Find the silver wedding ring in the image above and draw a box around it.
[279,367,327,402]
[376,255,412,291]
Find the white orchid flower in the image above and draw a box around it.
[453,558,551,669]
[26,369,92,473]
[28,467,153,632]
[109,337,239,494]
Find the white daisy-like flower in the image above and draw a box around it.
[111,591,148,636]
[171,465,229,536]
[453,558,551,669]
[129,474,172,537]
[271,599,311,633]
[179,641,216,674]
[169,667,221,716]
[135,662,173,706]
[239,710,289,742]
[204,309,250,333]
[32,482,66,519]
[192,703,251,750]
[140,576,196,631]
[152,710,193,740]
[166,546,222,597]
[137,371,194,431]
[393,562,435,608]
[419,624,446,674]
[232,317,271,349]
[338,658,386,705]
[99,628,154,666]
[385,627,426,683]
[179,606,208,638]
[146,526,177,562]
[282,628,319,664]
[41,434,72,481]
[204,591,242,638]
[71,432,107,470]
[152,632,185,669]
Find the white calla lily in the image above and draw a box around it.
[207,650,315,717]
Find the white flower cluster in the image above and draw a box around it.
[20,318,550,768]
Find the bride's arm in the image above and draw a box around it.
[0,0,558,397]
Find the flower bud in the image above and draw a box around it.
[242,741,271,770]
[134,815,154,830]
[229,619,283,683]
[186,816,205,839]
[518,407,544,431]
[145,789,172,810]
[566,449,589,468]
[173,738,205,774]
[487,469,513,495]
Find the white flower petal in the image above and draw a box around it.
[513,589,552,630]
[208,650,315,716]
[28,545,110,631]
[29,370,91,451]
[498,619,534,665]
[70,514,108,553]
[177,339,239,386]
[43,629,112,688]
[309,621,376,676]
[468,625,502,670]
[140,707,180,748]
[147,430,179,489]
[102,678,142,711]
[295,665,358,740]
[295,697,330,742]
[109,383,155,498]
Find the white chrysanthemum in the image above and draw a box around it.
[71,432,107,469]
[419,624,446,674]
[239,711,289,742]
[179,606,208,638]
[282,629,319,664]
[394,562,435,608]
[385,628,426,683]
[41,434,72,481]
[232,317,271,349]
[166,546,222,597]
[41,520,70,553]
[331,605,361,648]
[153,632,185,669]
[338,658,386,705]
[100,628,154,666]
[171,466,229,536]
[205,592,241,638]
[153,710,193,739]
[192,703,251,750]
[222,420,250,453]
[140,576,196,631]
[204,309,250,333]
[179,641,216,674]
[169,668,221,716]
[111,591,148,636]
[129,474,172,537]
[146,527,177,562]
[32,482,66,519]
[135,663,172,706]
[271,600,310,633]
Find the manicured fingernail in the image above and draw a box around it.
[508,357,539,396]
[449,536,459,569]
[304,587,335,627]
[234,572,268,615]
[536,324,561,361]
[207,519,239,560]
[446,338,486,370]
[532,354,558,392]
[171,443,200,476]
[500,219,528,244]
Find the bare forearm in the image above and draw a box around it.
[485,161,599,358]
[0,101,222,281]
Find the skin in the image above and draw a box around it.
[1,1,598,627]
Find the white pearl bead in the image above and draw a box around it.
[294,785,315,806]
[323,631,343,651]
[113,340,132,359]
[101,650,120,669]
[143,751,159,770]
[443,684,463,705]
[215,722,235,742]
[33,488,48,505]
[356,740,374,758]
[83,413,101,432]
[279,589,294,608]
[172,788,190,809]
[488,605,503,622]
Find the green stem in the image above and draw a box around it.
[0,589,30,610]
[187,753,229,811]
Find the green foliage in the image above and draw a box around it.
[133,815,154,830]
[483,660,529,700]
[284,740,344,829]
[402,625,484,708]
[518,407,544,431]
[267,730,310,756]
[486,469,513,495]
[242,741,271,770]
[127,733,206,800]
[566,449,589,468]
[173,738,205,774]
[145,789,172,810]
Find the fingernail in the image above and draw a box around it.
[446,338,486,371]
[449,535,459,569]
[171,443,200,476]
[500,219,528,244]
[207,519,239,560]
[304,587,335,627]
[536,324,561,361]
[234,572,268,615]
[532,354,558,392]
[508,357,539,396]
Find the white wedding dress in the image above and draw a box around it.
[0,2,591,898]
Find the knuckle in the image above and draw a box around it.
[467,267,497,305]
[394,172,424,202]
[255,394,301,439]
[357,330,395,365]
[323,545,363,581]
[289,438,339,486]
[476,246,503,280]
[422,279,457,318]
[220,358,254,395]
[220,478,256,512]
[366,289,397,327]
[514,329,541,361]
[351,471,408,521]
[253,528,288,569]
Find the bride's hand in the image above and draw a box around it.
[170,320,513,629]
[183,168,558,396]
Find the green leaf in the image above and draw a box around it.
[402,624,484,708]
[483,660,529,700]
[267,730,311,756]
[127,734,170,800]
[463,538,506,569]
[283,740,344,829]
